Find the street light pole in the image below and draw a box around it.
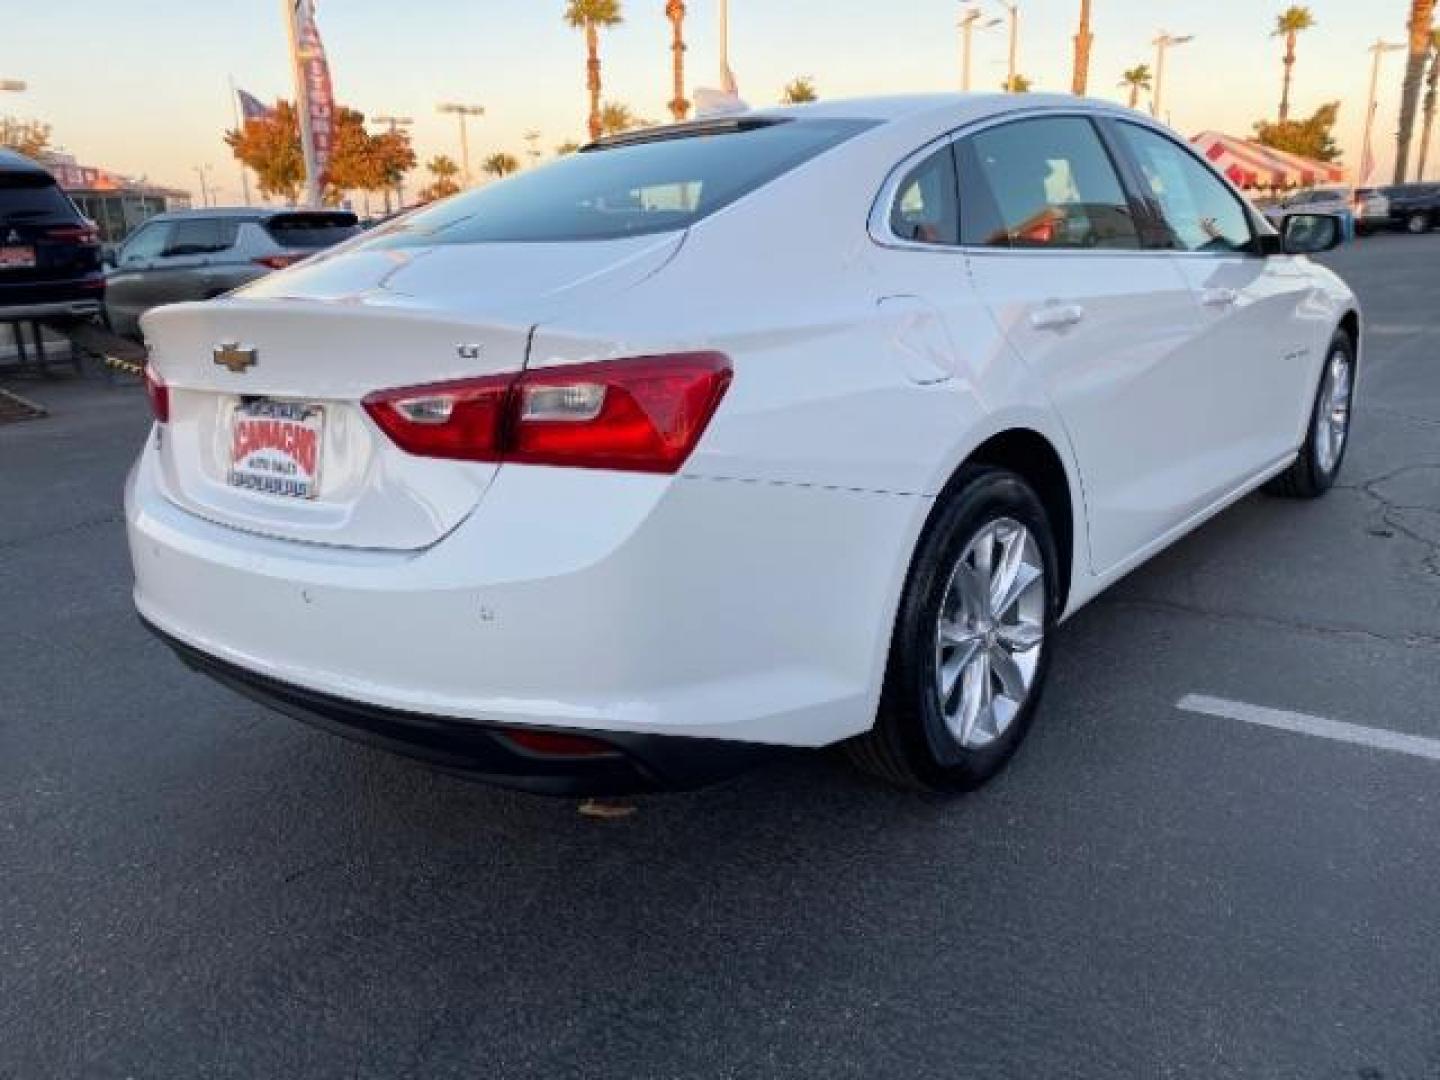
[437,103,485,188]
[958,8,1000,92]
[193,165,213,208]
[372,114,414,211]
[1362,39,1406,185]
[1152,32,1194,119]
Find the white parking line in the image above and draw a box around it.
[1177,694,1440,764]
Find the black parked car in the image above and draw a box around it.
[1355,182,1440,236]
[0,149,104,321]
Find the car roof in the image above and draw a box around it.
[753,91,1123,123]
[0,148,55,178]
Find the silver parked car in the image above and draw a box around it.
[105,207,359,338]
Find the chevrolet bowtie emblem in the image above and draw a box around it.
[213,342,258,373]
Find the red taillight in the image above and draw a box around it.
[254,254,306,270]
[144,366,169,423]
[45,224,100,245]
[363,374,512,462]
[502,730,618,758]
[362,353,732,474]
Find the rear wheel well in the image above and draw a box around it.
[950,430,1075,609]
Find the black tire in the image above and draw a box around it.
[847,466,1060,792]
[1406,212,1431,234]
[1266,329,1356,499]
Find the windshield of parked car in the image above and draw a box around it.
[360,118,874,245]
[0,174,75,221]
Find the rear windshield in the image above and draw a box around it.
[0,174,76,222]
[264,212,361,249]
[362,118,874,246]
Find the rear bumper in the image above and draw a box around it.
[0,298,104,322]
[143,615,776,795]
[0,276,105,321]
[127,430,924,753]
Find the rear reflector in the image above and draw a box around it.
[362,353,732,474]
[502,730,618,758]
[144,365,169,423]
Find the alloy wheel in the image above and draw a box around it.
[1314,346,1353,476]
[933,518,1047,750]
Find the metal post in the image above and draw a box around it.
[228,75,253,206]
[1005,3,1019,91]
[437,104,485,188]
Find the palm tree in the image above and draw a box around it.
[781,77,818,104]
[1003,73,1033,93]
[666,1,689,122]
[555,140,584,156]
[1418,31,1440,180]
[1072,0,1095,95]
[482,152,520,180]
[419,155,461,202]
[599,101,648,136]
[1273,6,1316,123]
[565,0,624,143]
[1119,64,1152,110]
[1395,0,1438,182]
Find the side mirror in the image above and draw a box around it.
[1281,213,1345,255]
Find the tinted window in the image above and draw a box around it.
[889,146,959,245]
[1115,122,1253,253]
[264,212,361,249]
[164,218,240,256]
[120,222,171,264]
[962,117,1140,250]
[0,175,77,222]
[363,119,873,246]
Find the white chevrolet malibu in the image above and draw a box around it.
[127,95,1359,795]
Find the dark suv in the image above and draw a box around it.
[1355,182,1440,235]
[0,149,104,321]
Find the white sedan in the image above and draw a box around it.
[126,94,1359,795]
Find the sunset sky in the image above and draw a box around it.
[2,0,1427,203]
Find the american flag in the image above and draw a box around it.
[236,89,275,124]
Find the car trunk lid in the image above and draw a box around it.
[142,234,682,551]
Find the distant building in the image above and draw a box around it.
[41,152,192,245]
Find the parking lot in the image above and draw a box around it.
[3,233,1439,1079]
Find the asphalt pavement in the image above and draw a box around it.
[3,233,1439,1079]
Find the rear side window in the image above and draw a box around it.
[363,119,874,246]
[960,117,1140,250]
[164,218,241,256]
[264,212,361,249]
[889,146,959,245]
[1114,122,1253,253]
[0,174,77,221]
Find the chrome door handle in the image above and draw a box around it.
[1201,287,1239,307]
[1030,304,1086,331]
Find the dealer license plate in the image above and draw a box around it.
[228,400,324,500]
[0,246,36,269]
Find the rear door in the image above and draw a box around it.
[0,172,96,294]
[150,217,242,303]
[957,114,1210,574]
[1107,119,1316,474]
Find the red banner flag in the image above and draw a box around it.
[289,0,335,198]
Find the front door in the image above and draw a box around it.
[1108,119,1320,472]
